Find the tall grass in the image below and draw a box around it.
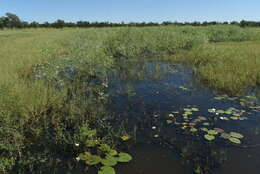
[0,26,259,172]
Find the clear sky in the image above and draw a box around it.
[0,0,259,23]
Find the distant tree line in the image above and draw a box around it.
[1,12,260,29]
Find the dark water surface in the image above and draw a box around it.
[106,59,260,174]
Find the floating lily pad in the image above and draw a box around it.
[203,122,210,126]
[191,108,199,111]
[101,156,118,166]
[208,130,218,135]
[108,150,118,156]
[230,132,244,139]
[229,137,241,144]
[221,133,231,139]
[98,166,115,174]
[79,152,101,165]
[117,153,132,162]
[190,128,198,132]
[204,134,215,141]
[230,117,238,120]
[201,128,209,132]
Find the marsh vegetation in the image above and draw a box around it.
[0,25,260,174]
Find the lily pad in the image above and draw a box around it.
[203,122,210,126]
[98,166,116,174]
[117,153,132,162]
[101,156,118,166]
[230,132,244,139]
[190,128,198,132]
[229,137,241,144]
[79,152,101,165]
[204,134,215,141]
[201,128,209,132]
[208,130,218,135]
[221,133,231,139]
[191,108,199,111]
[108,150,118,156]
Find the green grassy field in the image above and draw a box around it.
[0,26,260,173]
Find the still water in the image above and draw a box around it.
[107,59,260,174]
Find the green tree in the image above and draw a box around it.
[4,13,22,28]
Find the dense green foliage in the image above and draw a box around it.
[0,25,260,173]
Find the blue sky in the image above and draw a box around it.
[0,0,259,23]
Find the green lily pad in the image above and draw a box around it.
[79,152,101,165]
[230,132,244,139]
[191,108,199,111]
[98,166,115,174]
[108,150,118,156]
[117,153,132,162]
[203,122,210,126]
[190,128,198,132]
[208,130,218,135]
[230,117,238,120]
[216,110,225,114]
[201,128,209,132]
[229,137,241,144]
[101,156,117,166]
[221,133,231,139]
[204,134,215,141]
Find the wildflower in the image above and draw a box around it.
[75,143,80,147]
[76,156,80,161]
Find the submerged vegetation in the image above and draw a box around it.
[0,25,260,173]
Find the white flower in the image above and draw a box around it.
[75,143,79,147]
[76,156,80,161]
[216,113,219,115]
[220,117,224,120]
[212,108,216,112]
[152,126,156,130]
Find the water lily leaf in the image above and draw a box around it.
[98,166,115,174]
[221,133,231,139]
[201,128,209,132]
[204,134,215,141]
[191,108,199,111]
[230,117,238,120]
[190,128,198,132]
[230,132,244,139]
[216,110,225,114]
[101,156,118,166]
[99,144,111,152]
[203,122,210,126]
[225,111,233,114]
[229,137,241,144]
[108,150,118,156]
[117,153,132,162]
[208,130,218,135]
[79,152,101,165]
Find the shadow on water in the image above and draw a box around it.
[107,58,260,174]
